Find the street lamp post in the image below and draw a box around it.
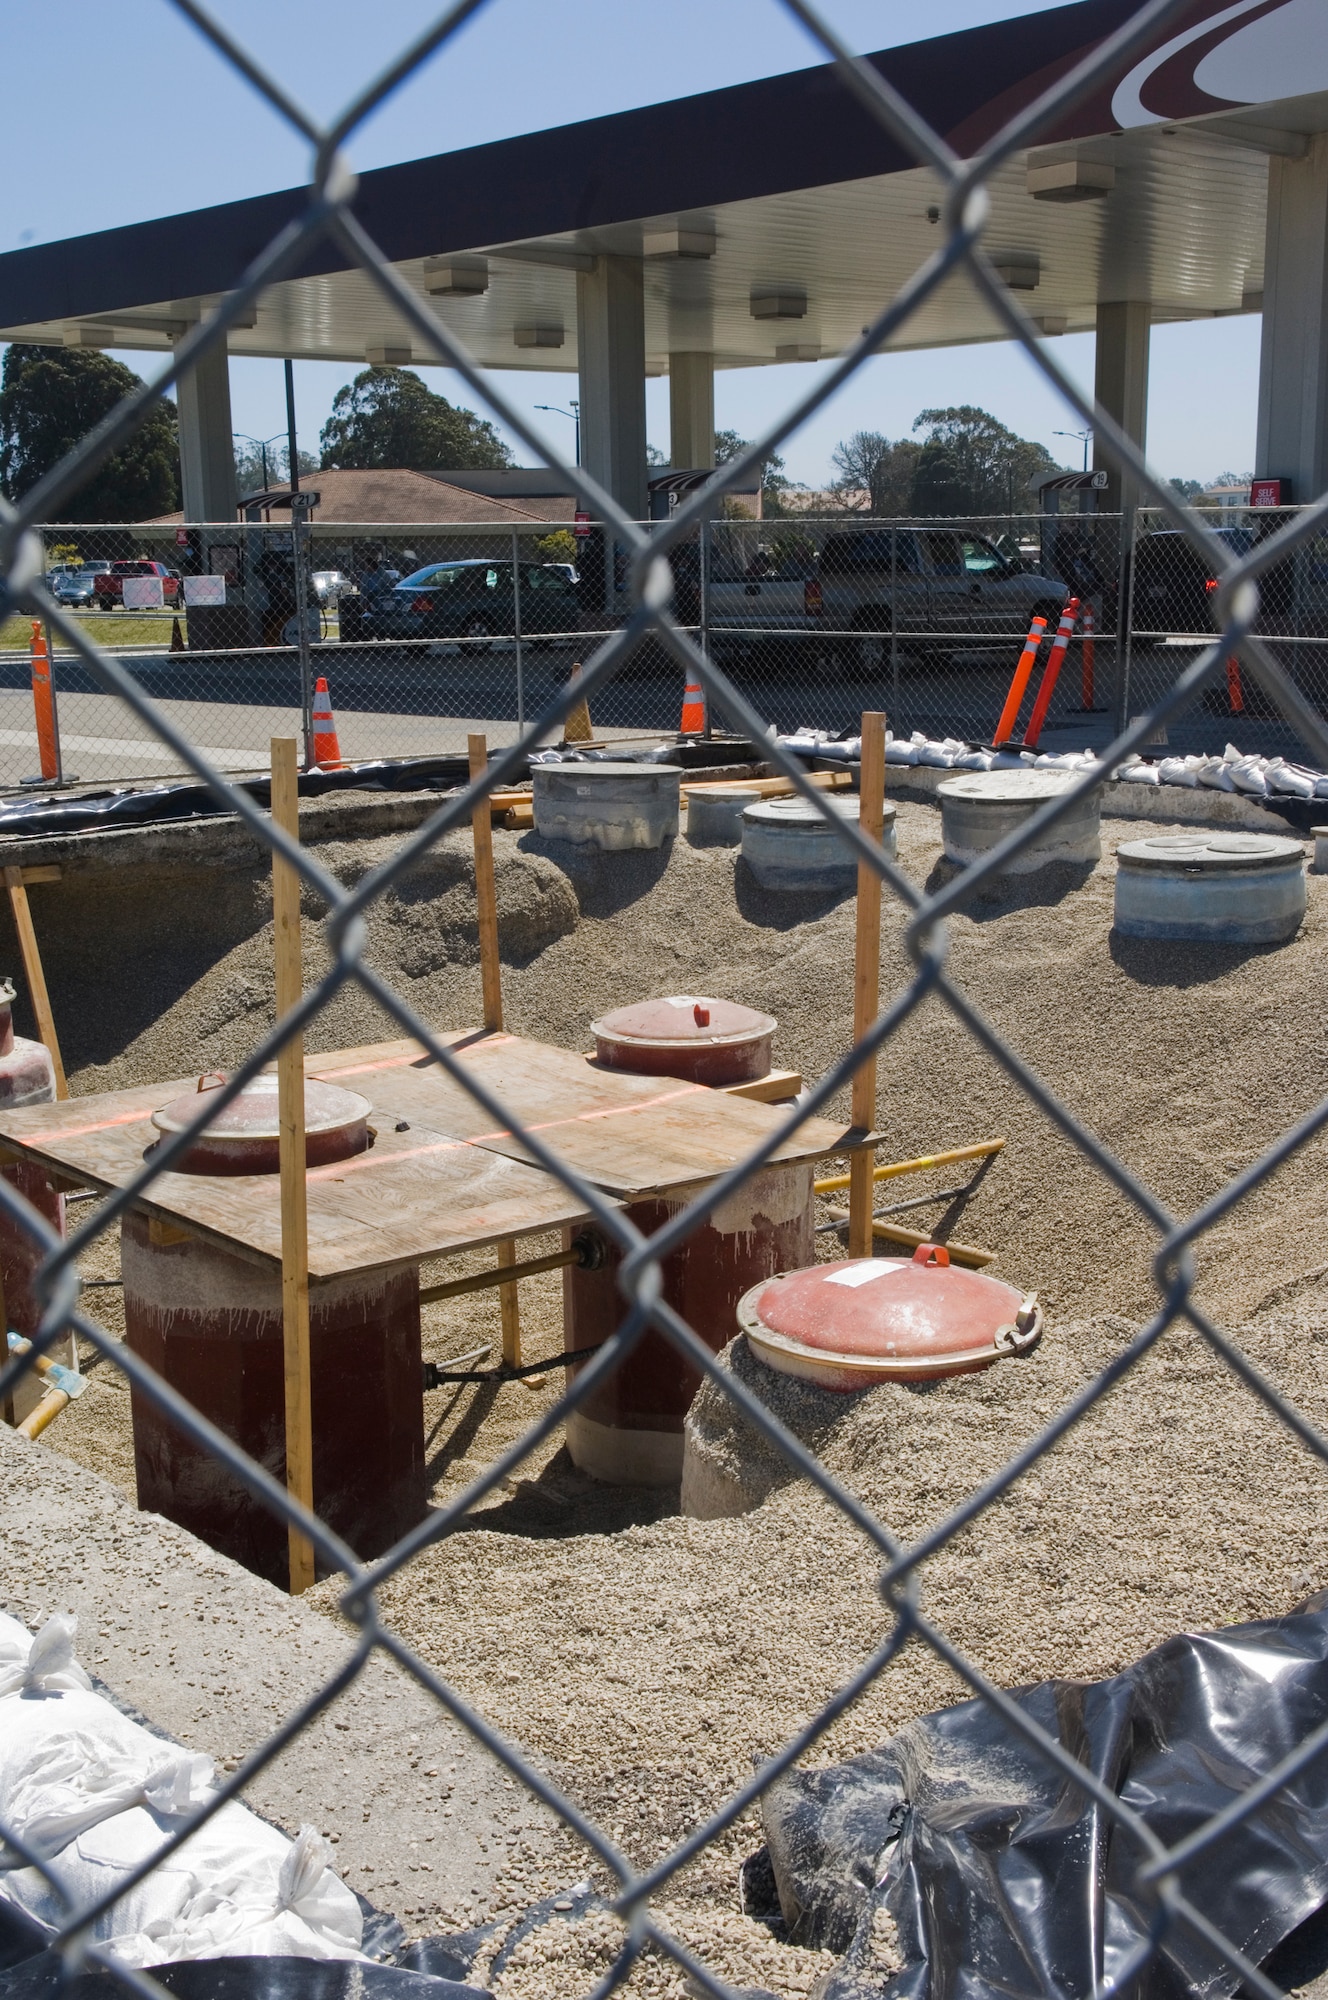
[535,400,580,466]
[1055,428,1093,472]
[233,430,287,491]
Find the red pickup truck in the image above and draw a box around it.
[91,560,181,611]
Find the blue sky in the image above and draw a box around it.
[0,0,1260,487]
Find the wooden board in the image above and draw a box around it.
[0,1084,607,1279]
[309,1031,859,1199]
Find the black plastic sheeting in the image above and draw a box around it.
[759,1594,1328,2000]
[0,739,758,842]
[0,757,477,840]
[0,1956,489,2000]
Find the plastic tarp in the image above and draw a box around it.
[760,1595,1328,2000]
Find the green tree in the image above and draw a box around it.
[234,440,318,494]
[1168,478,1204,502]
[0,345,180,521]
[713,429,793,512]
[909,406,1059,515]
[829,430,922,514]
[319,367,512,471]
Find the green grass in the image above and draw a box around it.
[0,613,182,650]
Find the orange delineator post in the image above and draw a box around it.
[1081,602,1097,709]
[1023,598,1081,749]
[680,676,706,734]
[992,616,1048,747]
[28,623,58,782]
[309,675,343,770]
[1227,654,1246,714]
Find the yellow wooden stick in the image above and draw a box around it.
[468,734,523,1370]
[271,738,315,1597]
[848,713,886,1258]
[816,1138,1005,1197]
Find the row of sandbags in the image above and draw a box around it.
[0,1611,365,1970]
[783,728,1326,799]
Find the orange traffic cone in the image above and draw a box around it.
[309,675,343,769]
[680,675,706,735]
[28,622,58,782]
[563,662,594,744]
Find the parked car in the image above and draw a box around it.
[362,558,581,643]
[708,527,1068,670]
[91,560,181,611]
[51,563,104,607]
[1128,525,1295,635]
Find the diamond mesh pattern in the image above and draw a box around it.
[2,4,1327,1995]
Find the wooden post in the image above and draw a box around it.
[468,734,522,1368]
[848,713,886,1259]
[4,867,66,1099]
[271,738,315,1596]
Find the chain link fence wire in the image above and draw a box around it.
[3,0,1328,1994]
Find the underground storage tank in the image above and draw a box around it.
[937,769,1101,873]
[532,761,683,850]
[123,1072,426,1586]
[741,794,897,894]
[564,994,813,1486]
[1113,831,1307,943]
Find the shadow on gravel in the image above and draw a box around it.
[456,1445,680,1539]
[518,833,674,918]
[923,853,1098,916]
[1108,929,1282,986]
[733,857,852,930]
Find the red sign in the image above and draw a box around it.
[175,528,189,545]
[574,509,591,538]
[1250,478,1289,508]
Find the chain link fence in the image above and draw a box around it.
[3,1,1328,1996]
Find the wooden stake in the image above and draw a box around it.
[4,866,66,1099]
[468,734,523,1368]
[271,738,315,1596]
[848,713,886,1260]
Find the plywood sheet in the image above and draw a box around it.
[310,1031,859,1198]
[0,1084,605,1278]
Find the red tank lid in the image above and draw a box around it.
[151,1071,373,1176]
[590,994,776,1086]
[738,1245,1041,1390]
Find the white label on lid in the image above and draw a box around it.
[824,1260,908,1288]
[664,996,703,1008]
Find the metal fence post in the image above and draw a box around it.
[1116,509,1137,737]
[291,496,315,768]
[699,515,712,740]
[890,521,901,735]
[511,526,524,736]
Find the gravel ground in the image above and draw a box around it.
[31,796,1328,1994]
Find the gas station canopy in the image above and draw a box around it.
[0,0,1325,373]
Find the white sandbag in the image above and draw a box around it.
[951,749,993,771]
[1266,761,1317,799]
[125,1826,364,1967]
[884,739,918,765]
[1116,762,1160,785]
[1197,758,1236,791]
[2,1723,214,1860]
[0,1617,92,1700]
[1158,757,1199,788]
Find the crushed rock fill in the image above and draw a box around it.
[34,798,1328,1995]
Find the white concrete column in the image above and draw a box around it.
[1093,300,1150,513]
[577,256,647,520]
[1256,132,1328,500]
[669,352,714,471]
[175,337,237,523]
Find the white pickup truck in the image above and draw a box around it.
[707,527,1068,671]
